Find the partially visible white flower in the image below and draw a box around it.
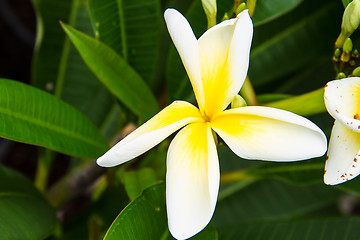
[97,9,327,240]
[324,77,360,185]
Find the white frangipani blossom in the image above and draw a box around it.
[97,9,327,240]
[324,77,360,185]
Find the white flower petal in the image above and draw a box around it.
[324,77,360,132]
[97,101,203,167]
[324,120,360,185]
[164,9,205,111]
[166,122,219,240]
[211,106,327,161]
[198,10,253,118]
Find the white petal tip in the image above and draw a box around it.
[169,223,208,240]
[96,152,123,168]
[96,155,112,167]
[164,8,180,21]
[236,9,249,17]
[324,169,360,185]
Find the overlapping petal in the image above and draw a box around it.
[166,122,219,240]
[97,101,203,167]
[164,9,205,111]
[324,121,360,185]
[324,77,360,132]
[211,106,327,161]
[199,10,253,118]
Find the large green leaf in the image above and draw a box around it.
[336,176,360,196]
[342,0,352,7]
[0,78,108,158]
[0,165,56,240]
[249,0,341,89]
[252,0,303,26]
[218,217,360,239]
[61,23,159,120]
[104,183,217,240]
[214,180,341,228]
[89,0,161,89]
[226,158,326,185]
[31,0,115,127]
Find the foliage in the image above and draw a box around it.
[2,0,360,239]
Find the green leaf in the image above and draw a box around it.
[218,145,326,186]
[31,0,115,127]
[336,177,360,196]
[252,0,303,26]
[249,0,342,88]
[0,78,108,158]
[218,217,360,239]
[89,0,161,89]
[104,183,217,240]
[342,0,352,7]
[0,165,56,240]
[103,183,166,240]
[61,23,159,120]
[120,168,158,200]
[245,158,325,184]
[264,88,326,116]
[214,180,341,228]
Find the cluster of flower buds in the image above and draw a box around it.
[333,0,360,79]
[333,38,360,79]
[222,0,247,21]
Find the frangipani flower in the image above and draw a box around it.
[324,77,360,185]
[97,9,327,239]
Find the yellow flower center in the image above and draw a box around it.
[201,112,211,123]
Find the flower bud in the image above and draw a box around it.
[353,66,360,76]
[352,49,359,58]
[341,38,353,62]
[334,48,342,58]
[201,0,217,29]
[335,0,360,48]
[231,95,247,108]
[236,3,246,15]
[222,12,229,21]
[336,72,347,79]
[343,38,353,53]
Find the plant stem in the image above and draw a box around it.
[247,0,257,17]
[220,169,256,184]
[46,160,105,207]
[240,76,258,106]
[35,148,55,192]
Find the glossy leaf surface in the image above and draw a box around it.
[89,0,161,89]
[104,183,217,240]
[61,23,159,119]
[0,78,108,158]
[31,0,114,126]
[0,165,56,240]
